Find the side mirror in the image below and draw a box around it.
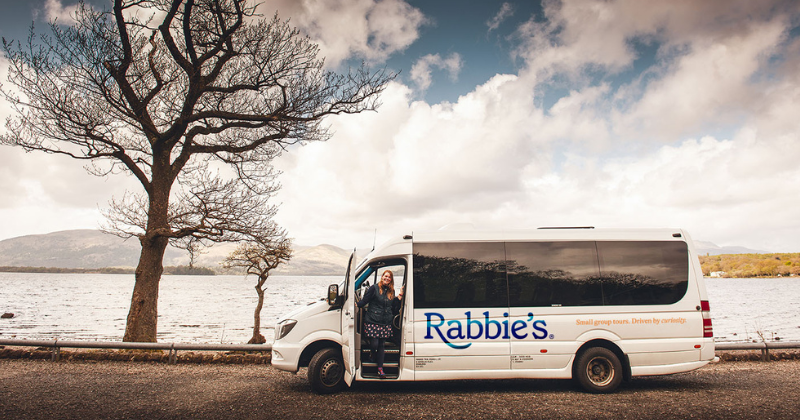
[327,284,339,306]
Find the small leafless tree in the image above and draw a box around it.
[176,235,205,269]
[1,0,392,342]
[224,235,292,344]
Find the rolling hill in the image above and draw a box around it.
[0,230,349,276]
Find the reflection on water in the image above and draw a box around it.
[0,273,798,343]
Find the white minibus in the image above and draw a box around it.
[271,227,715,393]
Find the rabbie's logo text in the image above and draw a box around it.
[425,311,548,349]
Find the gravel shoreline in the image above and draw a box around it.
[2,348,800,419]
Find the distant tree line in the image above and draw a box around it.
[699,253,800,278]
[0,266,215,275]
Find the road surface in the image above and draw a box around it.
[1,359,797,419]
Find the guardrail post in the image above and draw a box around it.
[762,347,770,362]
[51,339,60,362]
[169,344,177,365]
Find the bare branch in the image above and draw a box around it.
[224,237,292,278]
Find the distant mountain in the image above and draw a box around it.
[273,244,350,276]
[0,230,349,276]
[693,240,768,256]
[0,229,177,269]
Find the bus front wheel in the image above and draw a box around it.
[308,347,347,394]
[574,347,623,393]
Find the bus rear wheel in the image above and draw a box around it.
[308,347,347,394]
[574,347,623,393]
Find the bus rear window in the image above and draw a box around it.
[597,241,689,305]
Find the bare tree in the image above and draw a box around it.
[176,235,205,269]
[223,235,291,344]
[1,0,392,342]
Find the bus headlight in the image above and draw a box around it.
[275,319,297,340]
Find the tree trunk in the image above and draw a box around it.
[123,234,169,342]
[123,175,171,342]
[248,276,267,344]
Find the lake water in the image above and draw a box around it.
[0,273,798,344]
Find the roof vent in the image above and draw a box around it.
[538,226,595,230]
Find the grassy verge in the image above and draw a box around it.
[700,253,800,278]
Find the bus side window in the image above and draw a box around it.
[413,242,507,309]
[506,241,600,307]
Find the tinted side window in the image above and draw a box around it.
[506,241,601,307]
[597,241,688,305]
[413,242,507,308]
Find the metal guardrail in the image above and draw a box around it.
[0,338,272,364]
[2,339,798,363]
[714,342,800,350]
[715,341,800,361]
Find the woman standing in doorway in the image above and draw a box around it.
[356,270,397,378]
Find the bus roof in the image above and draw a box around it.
[410,227,689,243]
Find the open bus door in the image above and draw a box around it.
[341,251,357,385]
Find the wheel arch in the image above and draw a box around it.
[574,339,632,382]
[299,340,342,368]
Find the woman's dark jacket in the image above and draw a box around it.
[356,285,399,326]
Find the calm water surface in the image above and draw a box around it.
[0,273,798,343]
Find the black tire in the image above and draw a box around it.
[574,347,623,393]
[307,347,347,394]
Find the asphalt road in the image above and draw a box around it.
[1,359,798,419]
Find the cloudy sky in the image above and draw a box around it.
[1,0,800,252]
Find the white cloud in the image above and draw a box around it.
[513,0,798,81]
[0,201,102,239]
[271,0,800,252]
[589,133,800,250]
[409,53,463,93]
[0,57,27,208]
[0,145,138,239]
[4,0,800,256]
[273,75,544,247]
[613,19,787,142]
[0,55,140,239]
[42,0,79,24]
[258,0,426,68]
[540,84,611,150]
[487,2,514,33]
[513,0,642,79]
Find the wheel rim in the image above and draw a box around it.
[319,357,343,387]
[586,356,614,387]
